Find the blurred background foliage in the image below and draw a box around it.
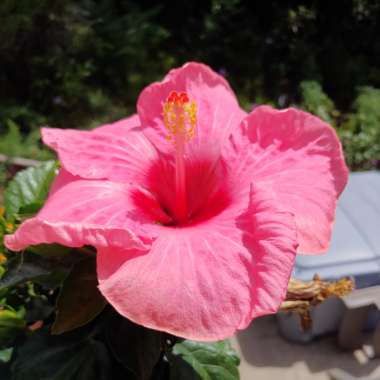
[0,0,380,170]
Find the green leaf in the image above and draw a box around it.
[0,252,73,290]
[169,340,240,380]
[11,328,111,380]
[30,243,73,258]
[0,253,50,290]
[17,202,45,217]
[0,309,26,346]
[25,296,54,323]
[106,312,164,380]
[4,160,57,220]
[0,347,13,363]
[52,257,106,335]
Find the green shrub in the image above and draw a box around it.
[1,1,380,129]
[0,121,52,161]
[299,82,380,171]
[1,0,380,172]
[299,81,339,125]
[340,87,380,170]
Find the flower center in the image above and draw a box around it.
[162,91,197,224]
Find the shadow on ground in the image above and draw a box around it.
[233,315,380,380]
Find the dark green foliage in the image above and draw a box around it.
[11,327,113,380]
[0,252,69,291]
[0,0,380,169]
[0,0,172,130]
[106,312,165,380]
[52,257,106,335]
[1,0,380,127]
[0,310,25,348]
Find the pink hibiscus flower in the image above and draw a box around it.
[4,63,348,341]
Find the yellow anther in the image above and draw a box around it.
[163,91,197,141]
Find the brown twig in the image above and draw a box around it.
[0,153,41,168]
[280,275,355,330]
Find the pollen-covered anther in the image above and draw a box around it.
[163,91,197,141]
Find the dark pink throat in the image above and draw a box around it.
[132,157,230,227]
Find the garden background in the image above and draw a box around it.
[1,0,380,175]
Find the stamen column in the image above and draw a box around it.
[162,91,197,225]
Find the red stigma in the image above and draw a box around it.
[167,91,189,105]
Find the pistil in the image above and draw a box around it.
[174,129,187,223]
[163,91,197,224]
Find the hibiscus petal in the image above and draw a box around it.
[97,185,297,341]
[4,172,157,252]
[224,106,349,254]
[41,114,158,182]
[95,114,140,134]
[137,62,246,158]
